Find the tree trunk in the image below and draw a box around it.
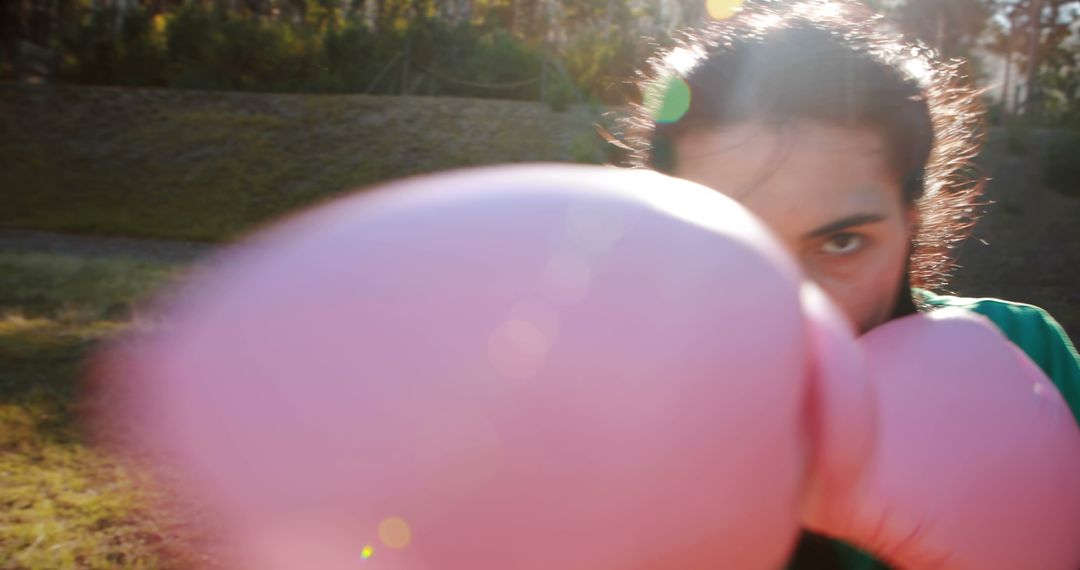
[1000,7,1018,116]
[437,0,471,25]
[1024,0,1043,117]
[935,6,947,56]
[459,0,472,25]
[1001,45,1013,115]
[1,0,25,64]
[513,0,541,41]
[29,0,57,45]
[374,0,386,33]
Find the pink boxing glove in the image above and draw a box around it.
[802,308,1080,569]
[95,164,817,570]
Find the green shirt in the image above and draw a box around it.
[789,290,1080,570]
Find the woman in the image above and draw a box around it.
[618,1,1080,568]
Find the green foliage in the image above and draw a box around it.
[52,4,553,99]
[58,7,169,86]
[569,131,605,163]
[1043,132,1080,197]
[32,0,649,103]
[1030,49,1080,129]
[562,28,644,104]
[408,25,545,99]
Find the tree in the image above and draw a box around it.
[986,0,1080,118]
[889,0,994,62]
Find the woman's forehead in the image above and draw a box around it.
[744,180,898,240]
[675,121,889,177]
[672,121,904,230]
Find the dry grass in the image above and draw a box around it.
[0,83,603,242]
[0,253,200,569]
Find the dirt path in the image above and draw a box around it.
[0,229,214,264]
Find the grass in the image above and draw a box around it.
[0,253,202,569]
[0,83,601,242]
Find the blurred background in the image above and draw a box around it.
[1,0,1078,567]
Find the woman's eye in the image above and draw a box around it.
[821,233,864,255]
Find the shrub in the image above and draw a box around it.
[570,131,605,163]
[54,7,555,100]
[546,80,574,112]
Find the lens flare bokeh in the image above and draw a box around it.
[706,0,743,20]
[647,77,692,124]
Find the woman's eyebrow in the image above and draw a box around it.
[803,213,885,239]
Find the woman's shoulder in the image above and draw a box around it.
[913,289,1077,364]
[915,290,1072,349]
[915,289,1080,422]
[918,289,1056,318]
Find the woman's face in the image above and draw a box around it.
[672,121,917,333]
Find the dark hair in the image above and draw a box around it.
[618,0,985,298]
